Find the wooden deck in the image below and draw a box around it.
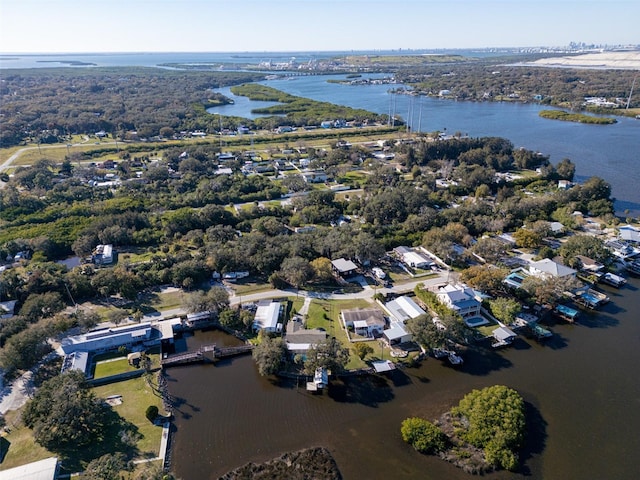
[161,344,253,367]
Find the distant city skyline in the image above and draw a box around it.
[1,0,638,54]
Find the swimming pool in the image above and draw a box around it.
[465,316,489,327]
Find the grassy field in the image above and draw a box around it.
[91,376,165,459]
[0,409,53,471]
[0,374,164,474]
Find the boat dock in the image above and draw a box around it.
[161,344,253,367]
[555,304,579,322]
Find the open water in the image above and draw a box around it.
[168,280,640,480]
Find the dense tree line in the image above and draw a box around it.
[396,63,639,111]
[0,68,264,147]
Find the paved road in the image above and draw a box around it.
[143,273,448,322]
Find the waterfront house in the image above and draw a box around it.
[341,307,386,337]
[619,224,640,243]
[284,317,327,357]
[528,258,576,279]
[436,284,481,318]
[253,300,282,333]
[492,326,517,347]
[383,322,412,345]
[58,322,163,356]
[575,255,605,274]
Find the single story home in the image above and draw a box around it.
[253,300,282,333]
[528,258,576,279]
[58,322,161,355]
[384,295,426,323]
[383,322,412,345]
[92,244,114,265]
[0,457,59,480]
[394,246,433,269]
[284,317,327,356]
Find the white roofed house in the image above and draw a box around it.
[436,284,481,319]
[394,246,433,269]
[252,300,282,333]
[528,258,577,279]
[92,244,114,265]
[57,322,162,356]
[384,296,426,323]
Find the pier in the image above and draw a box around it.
[161,344,253,367]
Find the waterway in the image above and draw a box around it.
[208,74,640,217]
[168,276,640,480]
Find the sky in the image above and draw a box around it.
[0,0,638,54]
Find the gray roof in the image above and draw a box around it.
[331,258,358,273]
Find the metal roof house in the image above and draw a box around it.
[385,296,426,323]
[57,322,161,355]
[253,300,282,333]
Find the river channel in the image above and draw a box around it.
[210,74,640,217]
[168,275,640,480]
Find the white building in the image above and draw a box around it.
[92,244,114,265]
[393,246,433,269]
[528,259,576,279]
[436,284,481,318]
[253,300,282,333]
[58,322,160,355]
[385,296,426,323]
[341,308,386,337]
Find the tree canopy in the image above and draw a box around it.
[451,385,526,471]
[22,371,110,453]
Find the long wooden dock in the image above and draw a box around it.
[161,344,253,367]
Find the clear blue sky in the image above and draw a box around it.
[1,0,638,54]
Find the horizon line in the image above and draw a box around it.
[3,44,639,56]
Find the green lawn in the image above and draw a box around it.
[0,410,53,471]
[305,298,387,370]
[0,374,164,474]
[92,376,165,459]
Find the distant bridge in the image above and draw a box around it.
[161,344,253,367]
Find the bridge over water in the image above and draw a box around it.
[161,344,253,367]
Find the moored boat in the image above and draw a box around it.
[600,272,627,288]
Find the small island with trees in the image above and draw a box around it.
[401,385,526,474]
[538,110,617,124]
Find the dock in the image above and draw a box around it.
[555,304,579,322]
[161,344,253,367]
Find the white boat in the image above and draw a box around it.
[600,272,627,288]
